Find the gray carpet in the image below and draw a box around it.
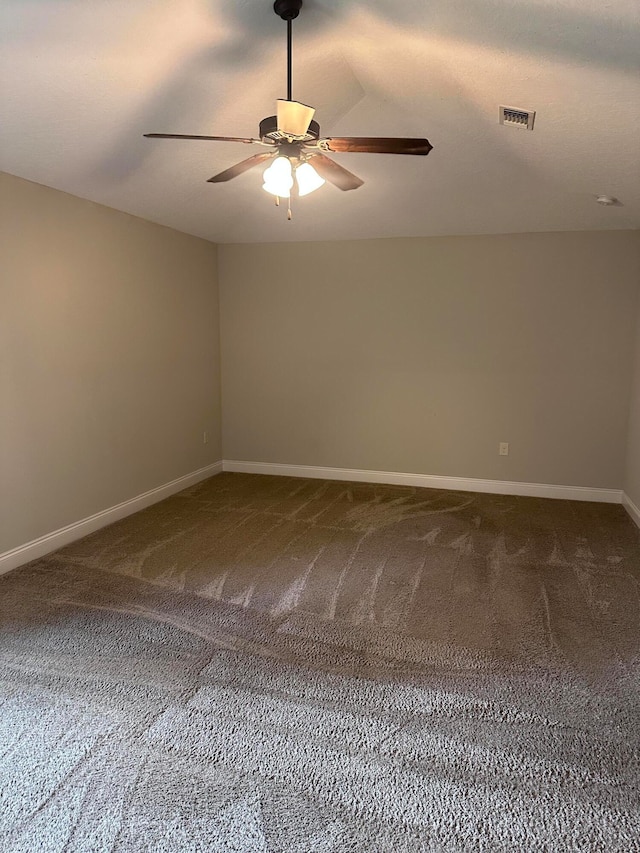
[1,472,639,852]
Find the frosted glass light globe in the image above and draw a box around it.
[262,156,294,197]
[296,162,325,196]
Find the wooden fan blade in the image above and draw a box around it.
[144,133,263,144]
[318,137,433,155]
[276,100,316,137]
[207,152,276,183]
[307,153,364,191]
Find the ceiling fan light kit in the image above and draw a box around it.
[144,0,432,219]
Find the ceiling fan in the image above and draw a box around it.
[144,0,433,218]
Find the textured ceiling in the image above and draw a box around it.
[1,0,639,243]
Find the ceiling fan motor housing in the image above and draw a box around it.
[260,115,320,143]
[274,0,302,21]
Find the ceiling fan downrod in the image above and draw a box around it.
[274,0,302,101]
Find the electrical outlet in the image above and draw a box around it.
[203,431,208,445]
[499,442,509,456]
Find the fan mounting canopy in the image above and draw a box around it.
[274,0,302,21]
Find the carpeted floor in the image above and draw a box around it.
[1,472,639,852]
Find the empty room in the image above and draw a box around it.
[1,0,639,850]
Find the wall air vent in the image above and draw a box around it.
[499,106,535,130]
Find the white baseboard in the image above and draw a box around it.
[3,460,632,578]
[223,460,623,504]
[0,461,222,576]
[623,493,640,528]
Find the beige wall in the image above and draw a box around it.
[220,231,640,489]
[0,173,221,554]
[625,277,640,509]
